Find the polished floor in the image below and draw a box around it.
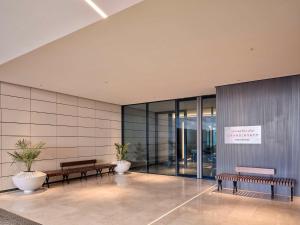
[0,173,299,225]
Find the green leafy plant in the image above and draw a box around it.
[114,143,129,161]
[8,139,45,172]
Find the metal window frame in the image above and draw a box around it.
[197,96,202,179]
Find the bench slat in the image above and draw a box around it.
[60,160,97,168]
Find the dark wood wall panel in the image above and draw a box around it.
[217,75,300,196]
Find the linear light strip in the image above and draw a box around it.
[85,0,108,19]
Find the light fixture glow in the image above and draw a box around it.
[85,0,108,19]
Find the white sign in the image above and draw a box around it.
[225,126,261,144]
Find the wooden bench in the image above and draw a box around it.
[216,167,296,201]
[94,163,117,177]
[44,160,116,187]
[44,169,68,188]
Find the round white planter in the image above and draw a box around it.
[12,171,46,194]
[114,160,131,175]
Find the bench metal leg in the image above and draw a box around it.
[62,175,68,184]
[217,180,222,191]
[45,176,50,188]
[291,187,294,202]
[81,172,87,181]
[233,181,237,194]
[271,185,274,199]
[62,174,69,184]
[109,167,115,175]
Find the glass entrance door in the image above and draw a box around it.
[202,97,216,178]
[124,96,217,179]
[177,99,198,176]
[148,100,176,176]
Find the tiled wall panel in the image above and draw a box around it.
[31,112,57,125]
[2,109,30,123]
[0,82,121,191]
[1,95,30,111]
[2,123,30,136]
[57,115,77,126]
[31,100,56,114]
[57,93,77,105]
[57,104,78,116]
[0,83,30,98]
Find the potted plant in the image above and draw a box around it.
[114,143,131,175]
[8,139,46,194]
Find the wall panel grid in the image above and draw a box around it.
[0,82,121,191]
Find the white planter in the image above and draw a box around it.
[12,171,46,194]
[114,160,131,175]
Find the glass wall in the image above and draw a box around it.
[202,97,216,178]
[177,99,198,176]
[123,96,216,179]
[123,104,147,172]
[148,100,176,175]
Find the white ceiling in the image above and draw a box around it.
[0,0,144,64]
[0,0,300,105]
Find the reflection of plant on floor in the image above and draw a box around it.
[8,139,45,172]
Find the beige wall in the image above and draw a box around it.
[0,82,121,191]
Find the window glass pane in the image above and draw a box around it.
[202,97,216,178]
[148,100,176,175]
[123,104,147,172]
[178,99,197,176]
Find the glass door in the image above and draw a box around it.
[124,97,217,179]
[177,99,198,176]
[202,97,216,178]
[148,100,176,176]
[123,104,147,173]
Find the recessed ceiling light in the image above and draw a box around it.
[85,0,108,19]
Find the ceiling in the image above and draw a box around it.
[0,0,300,105]
[0,0,144,64]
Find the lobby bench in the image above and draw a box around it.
[44,160,116,187]
[216,167,296,201]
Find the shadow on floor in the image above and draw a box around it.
[213,188,291,202]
